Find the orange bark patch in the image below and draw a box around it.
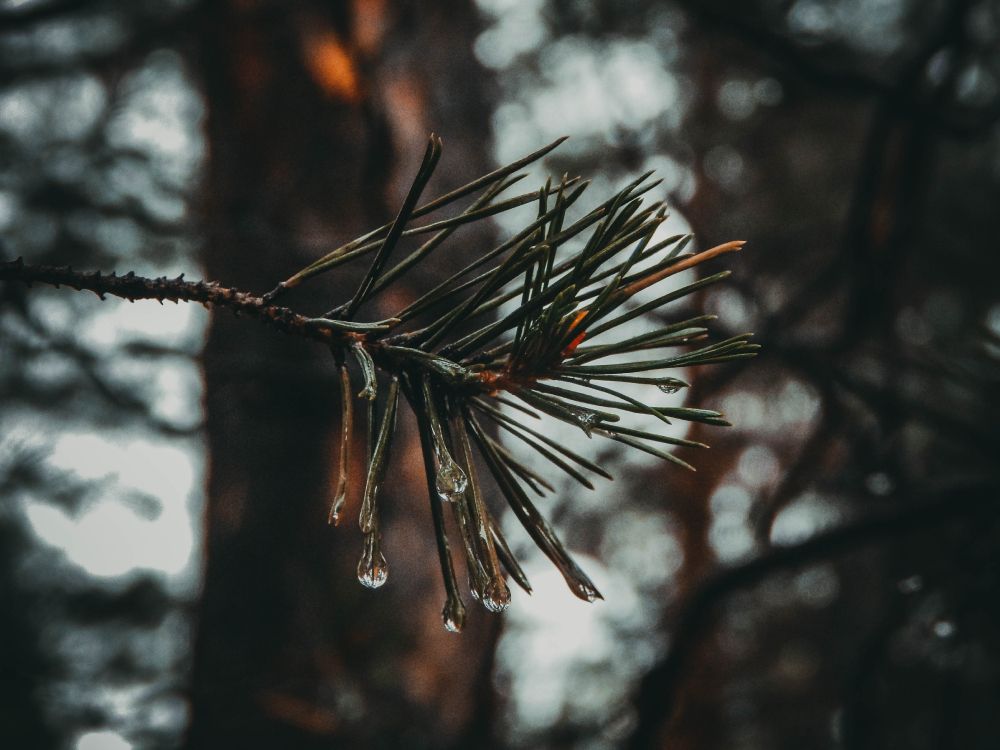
[304,31,361,102]
[352,0,388,56]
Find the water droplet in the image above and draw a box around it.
[442,597,466,633]
[357,535,388,589]
[357,562,387,588]
[327,488,346,526]
[656,377,688,393]
[425,389,469,501]
[468,575,481,600]
[482,580,511,613]
[866,472,894,496]
[572,581,602,603]
[435,460,468,502]
[897,575,923,594]
[933,620,956,638]
[358,486,377,533]
[572,409,599,436]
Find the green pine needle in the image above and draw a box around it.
[266,136,757,629]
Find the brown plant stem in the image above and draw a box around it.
[0,258,335,345]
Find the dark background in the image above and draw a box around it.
[1,1,999,748]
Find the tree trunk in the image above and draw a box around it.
[186,2,497,747]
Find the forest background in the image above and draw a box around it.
[1,1,999,748]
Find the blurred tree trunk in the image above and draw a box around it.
[0,523,55,749]
[186,2,497,747]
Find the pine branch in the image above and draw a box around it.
[1,136,758,632]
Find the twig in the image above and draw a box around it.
[0,258,336,346]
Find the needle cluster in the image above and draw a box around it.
[265,136,757,631]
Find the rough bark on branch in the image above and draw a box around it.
[0,258,334,345]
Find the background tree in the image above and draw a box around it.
[189,3,501,747]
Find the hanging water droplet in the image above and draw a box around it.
[327,488,346,526]
[654,377,688,393]
[442,596,466,633]
[358,483,378,533]
[357,560,387,588]
[423,375,469,502]
[357,534,388,589]
[569,408,599,437]
[332,365,353,526]
[481,580,511,613]
[571,580,602,603]
[933,620,956,638]
[435,459,468,503]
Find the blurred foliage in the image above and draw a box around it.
[477,0,1000,747]
[0,1,203,748]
